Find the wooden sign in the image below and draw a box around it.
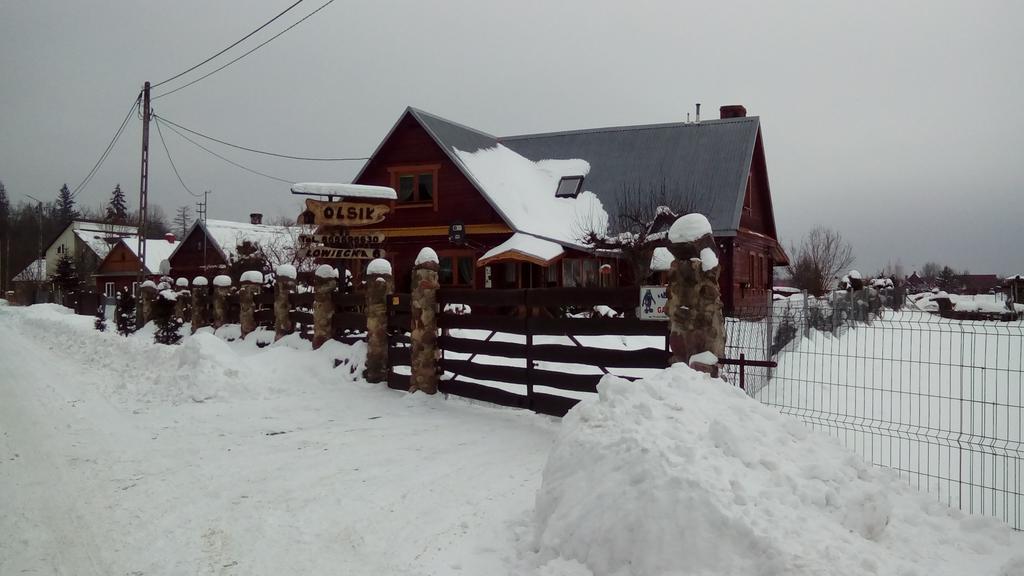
[298,232,386,247]
[304,199,389,227]
[298,246,386,260]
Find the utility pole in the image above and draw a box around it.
[136,81,151,302]
[195,189,210,273]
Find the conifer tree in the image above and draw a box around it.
[115,287,136,335]
[51,253,81,298]
[153,290,182,345]
[106,184,128,224]
[56,184,78,225]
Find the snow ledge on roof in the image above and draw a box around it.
[480,233,565,265]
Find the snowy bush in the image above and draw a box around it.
[153,291,182,345]
[115,288,136,336]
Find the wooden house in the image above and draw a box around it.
[344,104,786,312]
[92,234,179,297]
[166,215,301,282]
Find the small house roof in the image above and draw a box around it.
[12,258,46,282]
[168,218,299,266]
[478,233,565,267]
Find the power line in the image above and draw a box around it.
[156,117,295,185]
[71,93,142,200]
[153,0,337,100]
[154,113,201,197]
[152,0,305,89]
[153,113,368,161]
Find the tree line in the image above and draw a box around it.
[0,180,171,293]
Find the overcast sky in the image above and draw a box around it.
[2,0,1022,276]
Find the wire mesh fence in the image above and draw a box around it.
[726,292,1024,530]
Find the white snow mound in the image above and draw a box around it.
[415,247,439,265]
[367,258,392,276]
[240,270,264,284]
[213,275,232,287]
[699,247,718,271]
[192,276,208,286]
[668,213,712,243]
[275,264,297,279]
[532,364,1024,576]
[315,264,338,279]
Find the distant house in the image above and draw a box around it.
[345,104,787,312]
[10,258,47,304]
[42,220,138,280]
[954,274,1001,295]
[93,234,180,297]
[167,215,301,281]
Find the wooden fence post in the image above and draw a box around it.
[239,271,262,339]
[139,281,157,326]
[191,277,209,333]
[364,258,393,383]
[212,275,232,329]
[274,265,296,340]
[312,265,338,350]
[410,248,440,394]
[665,213,726,376]
[174,277,191,323]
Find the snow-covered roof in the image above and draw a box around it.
[478,232,566,266]
[12,258,46,282]
[73,229,128,260]
[174,219,298,265]
[125,238,180,275]
[454,145,606,248]
[291,182,397,200]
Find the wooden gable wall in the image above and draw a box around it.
[168,225,227,279]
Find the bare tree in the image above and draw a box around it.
[787,226,855,296]
[920,261,942,280]
[173,205,192,238]
[579,180,696,285]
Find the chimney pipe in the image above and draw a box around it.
[695,103,701,123]
[164,232,176,244]
[250,213,263,225]
[720,105,747,119]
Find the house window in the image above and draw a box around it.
[389,165,440,206]
[131,282,139,297]
[545,263,558,286]
[562,259,581,287]
[439,254,475,287]
[555,176,584,198]
[104,282,115,298]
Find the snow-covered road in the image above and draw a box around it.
[0,305,557,575]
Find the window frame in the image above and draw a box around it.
[437,250,476,288]
[555,175,585,198]
[104,282,115,298]
[388,164,440,210]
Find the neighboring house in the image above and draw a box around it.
[43,220,138,280]
[93,234,180,297]
[11,258,47,304]
[167,215,302,281]
[345,105,786,311]
[954,274,1001,295]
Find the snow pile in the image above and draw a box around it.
[848,269,863,280]
[415,247,439,266]
[688,350,718,365]
[668,213,712,243]
[699,247,718,271]
[275,264,297,279]
[366,258,392,276]
[531,364,1024,576]
[192,276,208,286]
[213,275,232,287]
[240,270,264,284]
[159,289,177,302]
[443,303,472,315]
[315,264,338,279]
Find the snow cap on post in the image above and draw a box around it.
[315,264,339,279]
[240,270,264,285]
[367,258,392,276]
[140,280,157,290]
[275,264,297,279]
[192,276,209,287]
[159,289,178,301]
[213,275,232,287]
[669,213,713,244]
[699,247,719,272]
[415,247,439,267]
[175,277,189,288]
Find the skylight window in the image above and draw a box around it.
[555,175,584,198]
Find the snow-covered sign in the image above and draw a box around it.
[298,246,386,260]
[639,285,669,320]
[303,199,389,227]
[291,182,397,200]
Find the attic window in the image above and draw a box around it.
[555,176,584,198]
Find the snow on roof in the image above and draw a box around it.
[478,233,565,266]
[454,144,606,248]
[198,219,298,263]
[650,247,673,272]
[125,239,180,275]
[12,258,46,282]
[73,229,126,260]
[291,182,397,200]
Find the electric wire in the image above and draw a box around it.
[154,112,202,197]
[155,117,295,185]
[151,0,305,89]
[153,0,336,100]
[152,113,368,161]
[70,92,142,200]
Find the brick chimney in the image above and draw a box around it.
[720,105,747,119]
[250,213,263,225]
[164,232,176,243]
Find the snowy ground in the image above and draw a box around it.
[3,303,1024,576]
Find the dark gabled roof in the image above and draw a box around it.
[501,117,760,234]
[357,107,763,239]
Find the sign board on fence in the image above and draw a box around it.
[639,285,669,320]
[298,246,386,260]
[303,199,389,227]
[298,232,386,247]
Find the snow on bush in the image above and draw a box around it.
[213,275,232,287]
[367,258,392,276]
[240,270,264,284]
[668,213,712,244]
[415,247,439,265]
[532,365,1024,576]
[315,264,338,279]
[275,264,297,279]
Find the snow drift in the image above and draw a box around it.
[532,364,1024,576]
